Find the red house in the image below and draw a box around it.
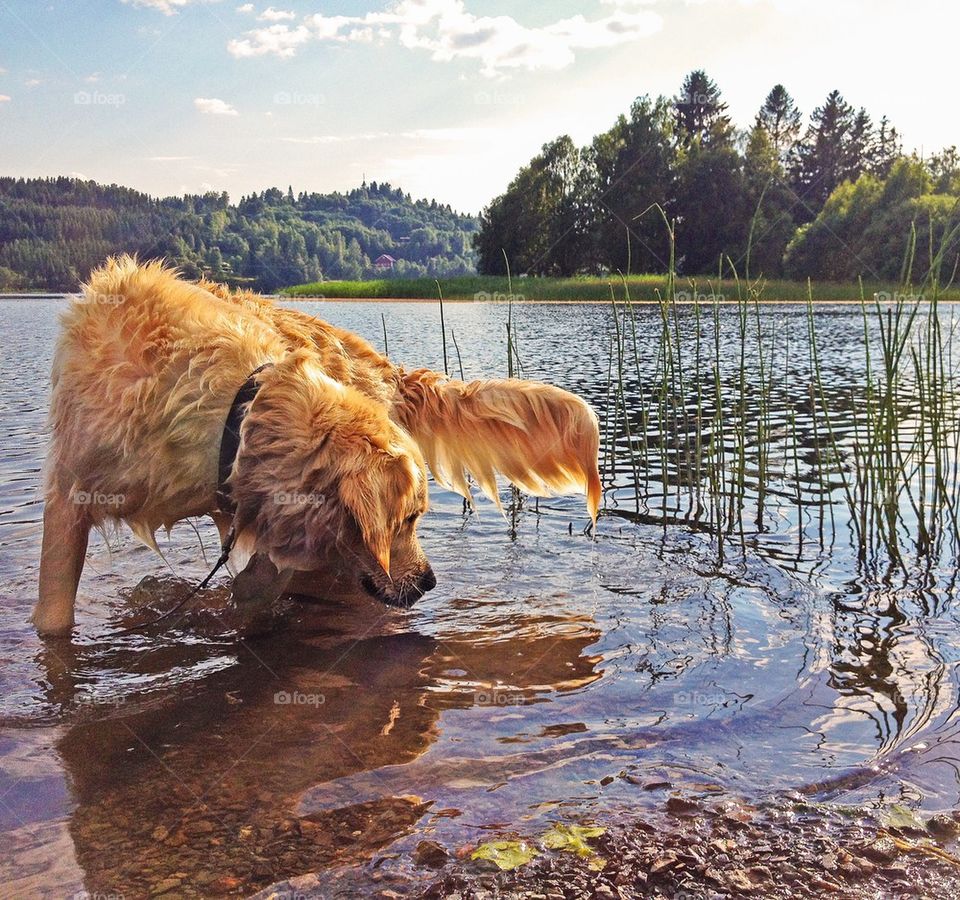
[373,254,396,271]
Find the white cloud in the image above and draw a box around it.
[236,2,254,11]
[24,78,42,87]
[227,0,662,75]
[123,0,221,14]
[228,23,312,57]
[258,6,295,21]
[194,97,239,115]
[0,94,11,103]
[147,155,194,161]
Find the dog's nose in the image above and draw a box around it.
[417,566,437,594]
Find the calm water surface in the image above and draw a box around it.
[1,298,959,896]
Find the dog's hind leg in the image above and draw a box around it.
[34,491,90,636]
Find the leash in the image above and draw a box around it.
[114,527,236,634]
[116,363,274,634]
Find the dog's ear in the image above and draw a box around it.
[337,465,395,576]
[230,351,421,576]
[337,446,422,576]
[393,370,601,523]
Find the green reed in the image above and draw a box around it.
[436,279,449,377]
[506,295,514,380]
[601,206,960,581]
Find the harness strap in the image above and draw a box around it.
[216,362,274,515]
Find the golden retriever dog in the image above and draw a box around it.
[34,256,602,636]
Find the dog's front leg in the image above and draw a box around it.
[232,553,294,621]
[34,491,91,636]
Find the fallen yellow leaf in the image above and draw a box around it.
[471,839,539,871]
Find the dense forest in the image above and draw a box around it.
[0,178,478,291]
[474,71,960,282]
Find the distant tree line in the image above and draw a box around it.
[474,71,960,282]
[0,177,479,291]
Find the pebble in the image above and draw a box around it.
[150,877,182,895]
[665,796,700,815]
[860,836,899,863]
[649,851,679,875]
[927,813,960,837]
[413,841,450,868]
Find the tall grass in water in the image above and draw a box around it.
[602,209,960,581]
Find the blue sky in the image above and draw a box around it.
[0,0,957,213]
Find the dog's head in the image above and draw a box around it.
[229,352,435,609]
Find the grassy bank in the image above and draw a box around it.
[281,274,960,303]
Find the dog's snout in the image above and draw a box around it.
[360,565,437,608]
[417,566,437,595]
[398,566,436,607]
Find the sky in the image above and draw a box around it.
[0,0,957,214]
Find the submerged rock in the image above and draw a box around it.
[413,841,450,868]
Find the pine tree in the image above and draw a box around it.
[673,70,732,148]
[755,85,802,163]
[847,109,876,177]
[872,116,902,178]
[790,90,856,212]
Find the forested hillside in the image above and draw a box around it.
[475,71,960,282]
[0,177,478,291]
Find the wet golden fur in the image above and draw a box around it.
[34,256,601,635]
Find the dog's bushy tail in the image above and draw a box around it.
[394,370,601,523]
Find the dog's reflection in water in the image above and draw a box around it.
[36,597,601,897]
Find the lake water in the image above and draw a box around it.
[2,297,960,896]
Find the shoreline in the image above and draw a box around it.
[283,296,960,305]
[6,293,959,306]
[254,791,960,899]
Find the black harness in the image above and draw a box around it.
[117,363,274,633]
[215,362,275,515]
